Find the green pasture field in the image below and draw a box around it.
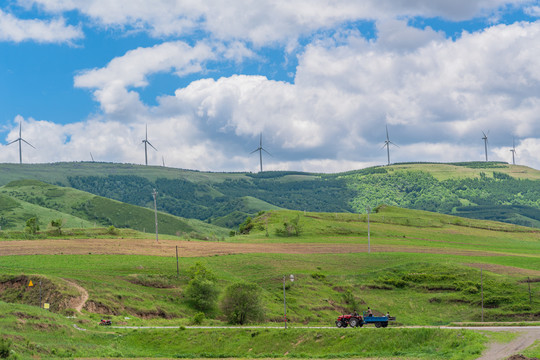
[387,163,540,181]
[235,207,540,256]
[1,206,539,358]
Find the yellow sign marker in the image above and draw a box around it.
[28,280,34,287]
[43,303,50,309]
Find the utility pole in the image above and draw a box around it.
[39,279,42,309]
[176,246,179,278]
[367,206,371,254]
[481,268,484,322]
[152,189,159,243]
[283,274,294,329]
[528,277,532,305]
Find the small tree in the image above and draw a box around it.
[238,216,253,234]
[184,262,219,312]
[221,282,264,325]
[50,218,63,235]
[25,217,39,235]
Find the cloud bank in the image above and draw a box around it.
[1,1,540,172]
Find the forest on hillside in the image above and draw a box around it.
[346,170,540,227]
[66,168,540,228]
[67,175,355,224]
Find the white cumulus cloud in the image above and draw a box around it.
[0,9,82,43]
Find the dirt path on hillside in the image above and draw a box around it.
[476,328,540,360]
[0,238,516,258]
[63,279,88,313]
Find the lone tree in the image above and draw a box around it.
[50,218,63,235]
[25,217,39,235]
[184,262,219,312]
[221,282,264,325]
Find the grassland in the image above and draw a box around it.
[1,205,539,358]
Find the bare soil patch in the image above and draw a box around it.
[0,238,511,258]
[464,263,540,277]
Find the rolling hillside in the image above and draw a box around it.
[0,179,228,237]
[2,161,540,228]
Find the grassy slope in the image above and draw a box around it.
[1,205,539,358]
[388,163,540,181]
[0,302,486,359]
[0,179,228,237]
[0,162,251,187]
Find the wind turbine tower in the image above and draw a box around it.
[142,124,157,166]
[250,133,271,172]
[510,138,517,165]
[382,125,398,166]
[482,131,489,162]
[7,122,35,164]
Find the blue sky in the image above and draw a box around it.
[1,0,540,171]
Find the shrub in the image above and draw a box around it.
[0,338,10,358]
[191,312,205,325]
[107,225,118,235]
[221,282,264,325]
[275,215,302,237]
[184,278,219,312]
[342,289,360,312]
[311,272,326,280]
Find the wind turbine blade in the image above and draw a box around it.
[7,139,18,146]
[482,131,486,138]
[21,139,35,149]
[250,149,259,154]
[380,143,387,150]
[147,142,157,151]
[386,125,389,141]
[389,142,399,148]
[262,148,272,156]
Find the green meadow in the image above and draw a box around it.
[1,205,539,358]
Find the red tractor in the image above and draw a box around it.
[335,314,363,328]
[335,311,395,328]
[99,319,112,326]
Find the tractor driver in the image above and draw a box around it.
[367,307,373,317]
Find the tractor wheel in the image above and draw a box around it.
[349,318,358,328]
[375,322,382,328]
[381,322,388,328]
[336,321,344,328]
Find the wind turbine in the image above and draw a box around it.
[90,152,95,162]
[250,133,271,172]
[510,138,517,165]
[141,124,157,166]
[381,125,398,166]
[482,131,489,162]
[7,122,35,164]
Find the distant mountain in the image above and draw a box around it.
[2,161,540,228]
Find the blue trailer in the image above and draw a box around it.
[335,311,396,328]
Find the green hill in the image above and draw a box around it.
[0,179,228,237]
[3,161,540,228]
